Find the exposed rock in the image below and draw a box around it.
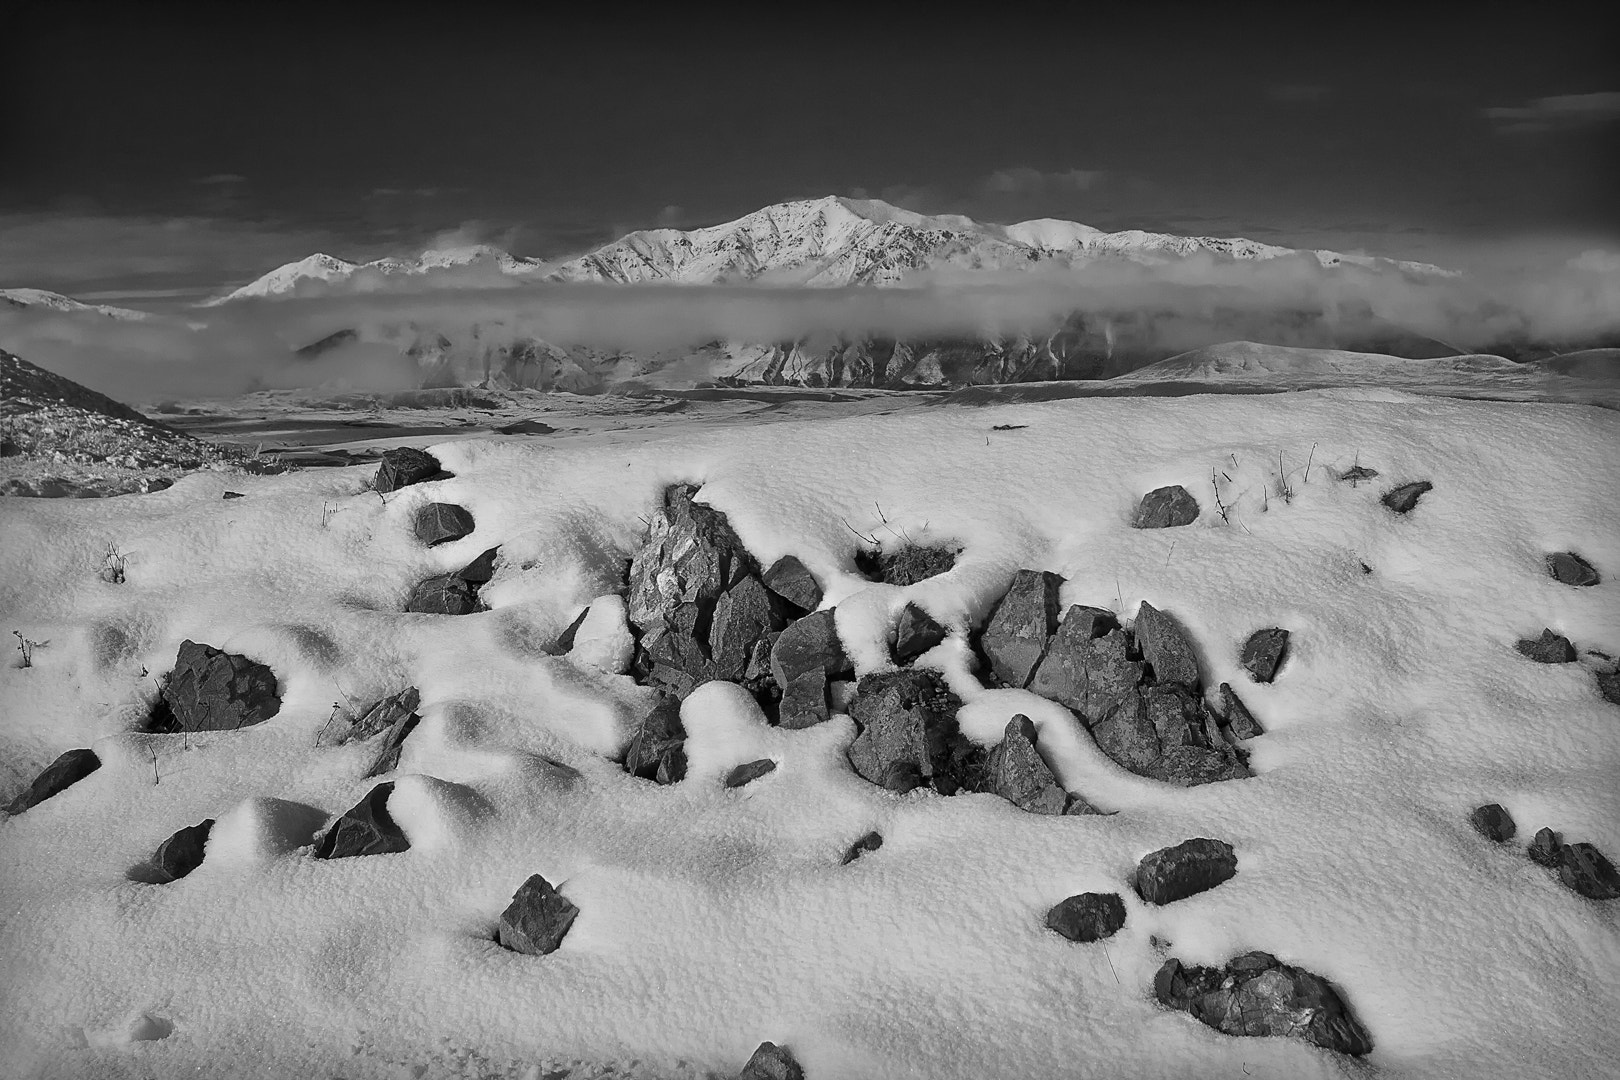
[1381,480,1432,514]
[858,544,958,586]
[148,819,214,883]
[709,576,779,683]
[894,603,949,663]
[1598,669,1620,706]
[1154,952,1373,1056]
[771,609,848,730]
[1090,693,1162,773]
[1338,464,1379,484]
[841,831,883,864]
[737,1042,804,1080]
[1528,827,1561,867]
[1045,892,1127,943]
[5,748,100,814]
[151,640,281,733]
[313,783,409,859]
[1135,838,1238,905]
[373,447,445,492]
[980,569,1064,687]
[846,670,981,795]
[456,546,500,585]
[1469,803,1516,843]
[1132,485,1199,529]
[497,874,579,955]
[362,709,421,779]
[413,502,475,546]
[762,555,822,612]
[725,759,777,788]
[982,715,1067,814]
[318,687,421,748]
[404,573,479,615]
[222,491,244,499]
[1218,683,1264,740]
[1028,620,1142,722]
[1557,843,1620,900]
[550,607,590,655]
[1134,602,1200,688]
[1515,629,1576,664]
[1546,551,1600,587]
[624,693,687,784]
[1143,744,1250,786]
[1240,628,1290,683]
[1064,793,1109,815]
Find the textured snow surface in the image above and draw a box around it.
[1,391,1618,1079]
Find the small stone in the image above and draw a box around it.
[1338,464,1379,484]
[1515,629,1576,664]
[313,783,410,859]
[1133,485,1200,529]
[550,607,591,655]
[374,447,444,493]
[1382,480,1432,514]
[894,603,948,663]
[762,555,822,612]
[725,759,777,788]
[982,715,1067,814]
[1045,892,1127,943]
[840,831,883,864]
[1556,843,1620,900]
[222,491,244,499]
[1528,827,1561,867]
[404,573,479,615]
[497,874,579,955]
[5,748,101,814]
[737,1041,804,1080]
[1546,551,1600,587]
[1469,804,1516,843]
[413,502,475,546]
[980,569,1064,688]
[1064,793,1109,815]
[1135,838,1238,905]
[1240,628,1290,683]
[149,819,214,883]
[1134,602,1200,688]
[1218,683,1263,740]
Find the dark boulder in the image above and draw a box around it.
[1469,804,1516,843]
[413,502,475,546]
[1045,892,1127,943]
[762,555,822,613]
[624,693,687,784]
[1132,485,1200,529]
[318,687,420,748]
[771,609,848,730]
[1516,629,1576,664]
[1028,620,1142,722]
[841,831,883,865]
[1546,551,1600,587]
[737,1042,804,1080]
[1528,827,1561,867]
[982,715,1067,815]
[1135,837,1238,905]
[1218,683,1263,741]
[725,759,777,788]
[846,670,981,795]
[152,640,281,733]
[404,573,478,615]
[374,447,446,493]
[148,819,214,883]
[1382,480,1432,514]
[313,783,410,859]
[1240,628,1290,683]
[1557,843,1620,900]
[894,603,949,663]
[1134,602,1200,688]
[5,748,101,814]
[1154,952,1373,1056]
[980,569,1064,687]
[497,874,579,955]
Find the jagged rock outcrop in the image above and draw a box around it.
[150,640,281,733]
[1154,951,1373,1056]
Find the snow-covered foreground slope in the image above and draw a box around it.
[2,391,1618,1079]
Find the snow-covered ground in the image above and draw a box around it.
[2,388,1618,1079]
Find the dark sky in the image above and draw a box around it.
[3,1,1617,296]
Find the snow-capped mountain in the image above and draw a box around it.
[0,288,153,321]
[204,246,547,305]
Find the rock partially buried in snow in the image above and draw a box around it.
[362,708,421,779]
[770,609,847,730]
[373,447,446,492]
[1338,464,1379,484]
[980,569,1063,687]
[1132,485,1199,529]
[725,759,777,788]
[846,669,981,795]
[1134,602,1199,688]
[1240,628,1290,683]
[152,640,281,732]
[1027,613,1140,720]
[761,554,822,612]
[1528,827,1561,867]
[1515,629,1576,664]
[404,573,479,615]
[147,819,214,883]
[313,783,410,859]
[737,1041,804,1080]
[857,543,957,586]
[1218,683,1263,741]
[841,831,883,864]
[413,502,476,546]
[1469,804,1516,843]
[1154,952,1373,1056]
[1045,892,1127,943]
[5,747,100,814]
[893,602,948,663]
[982,715,1067,814]
[1382,480,1433,514]
[1546,551,1600,587]
[497,874,579,955]
[1556,843,1620,900]
[1135,838,1238,905]
[624,692,687,784]
[319,687,421,747]
[1597,669,1620,707]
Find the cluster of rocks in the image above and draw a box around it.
[1128,473,1434,529]
[147,640,281,733]
[979,572,1261,785]
[1044,839,1237,946]
[1471,803,1620,900]
[1154,952,1373,1056]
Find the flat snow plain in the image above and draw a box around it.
[2,387,1618,1079]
